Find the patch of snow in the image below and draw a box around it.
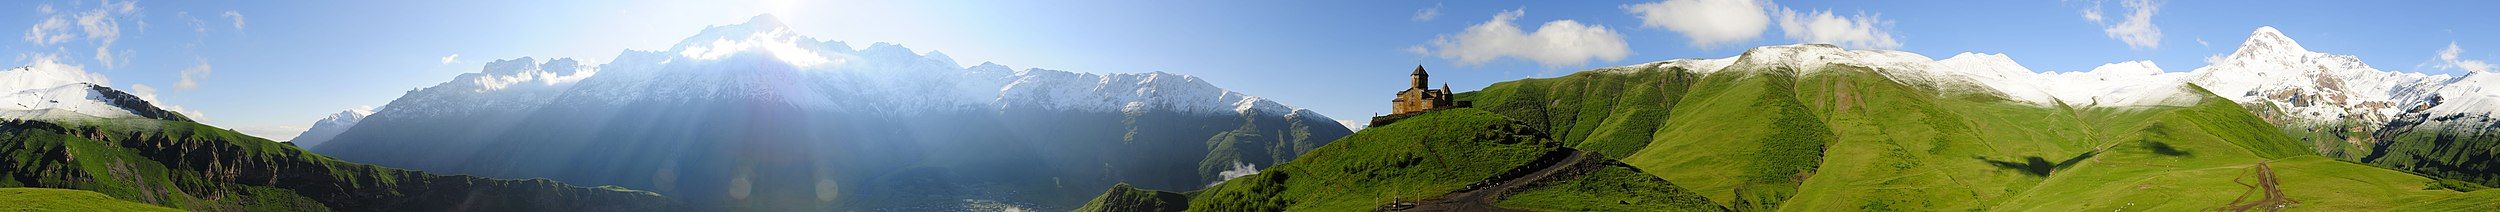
[1207,161,1260,187]
[366,14,1328,129]
[0,58,151,120]
[2036,61,2199,107]
[287,106,376,148]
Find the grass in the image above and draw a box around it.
[1173,108,1722,211]
[0,118,671,211]
[1074,183,1190,212]
[2363,120,2500,187]
[1495,165,1719,211]
[1450,62,2499,210]
[0,187,181,211]
[1186,108,1555,211]
[1460,65,1699,158]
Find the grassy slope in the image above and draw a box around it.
[1460,63,2494,210]
[1074,183,1190,212]
[1181,108,1717,211]
[1494,165,1719,211]
[1459,67,1698,159]
[2365,121,2500,187]
[1,119,333,211]
[1186,109,1551,211]
[0,118,670,211]
[0,188,180,211]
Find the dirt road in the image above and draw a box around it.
[2223,162,2296,211]
[1395,149,1595,212]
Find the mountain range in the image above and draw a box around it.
[6,13,2495,211]
[0,58,672,211]
[305,15,1349,210]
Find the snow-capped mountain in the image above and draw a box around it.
[1625,44,2208,108]
[1618,26,2500,186]
[285,106,374,148]
[0,58,192,122]
[2183,26,2456,128]
[314,15,1347,210]
[1624,26,2497,121]
[375,57,593,119]
[2169,27,2500,184]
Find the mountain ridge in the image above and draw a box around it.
[313,15,1351,210]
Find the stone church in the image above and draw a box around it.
[1392,65,1462,114]
[1372,66,1472,126]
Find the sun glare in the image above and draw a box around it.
[761,0,798,19]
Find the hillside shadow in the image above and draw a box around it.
[1977,151,2099,177]
[2137,122,2192,157]
[2140,141,2193,157]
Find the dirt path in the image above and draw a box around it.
[2222,162,2297,211]
[1394,150,1594,212]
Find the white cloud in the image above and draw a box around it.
[130,83,157,101]
[221,10,245,29]
[1206,161,1262,187]
[235,125,307,142]
[180,11,207,35]
[177,62,211,90]
[441,53,461,64]
[1773,7,1901,49]
[26,0,146,69]
[1337,119,1366,131]
[2436,42,2494,73]
[2196,37,2209,47]
[1623,0,1771,47]
[128,83,207,122]
[76,4,125,43]
[24,15,73,45]
[2076,0,2162,49]
[1412,3,1442,22]
[1416,9,1632,67]
[2080,6,2103,22]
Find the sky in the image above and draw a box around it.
[2,0,2495,140]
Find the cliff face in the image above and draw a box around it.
[0,119,672,211]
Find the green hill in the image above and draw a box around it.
[1086,108,1718,211]
[0,188,180,211]
[1451,61,2499,210]
[1081,58,2499,211]
[2363,119,2500,188]
[0,118,672,211]
[1075,183,1190,212]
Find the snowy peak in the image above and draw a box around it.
[2180,26,2457,127]
[328,106,376,123]
[372,14,1324,122]
[1728,44,1937,75]
[666,15,847,68]
[2084,60,2166,77]
[0,59,191,122]
[2229,26,2309,61]
[0,60,111,90]
[288,106,375,148]
[1614,43,2207,108]
[453,57,597,93]
[1937,52,2032,77]
[995,68,1295,116]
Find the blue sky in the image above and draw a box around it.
[3,0,2495,139]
